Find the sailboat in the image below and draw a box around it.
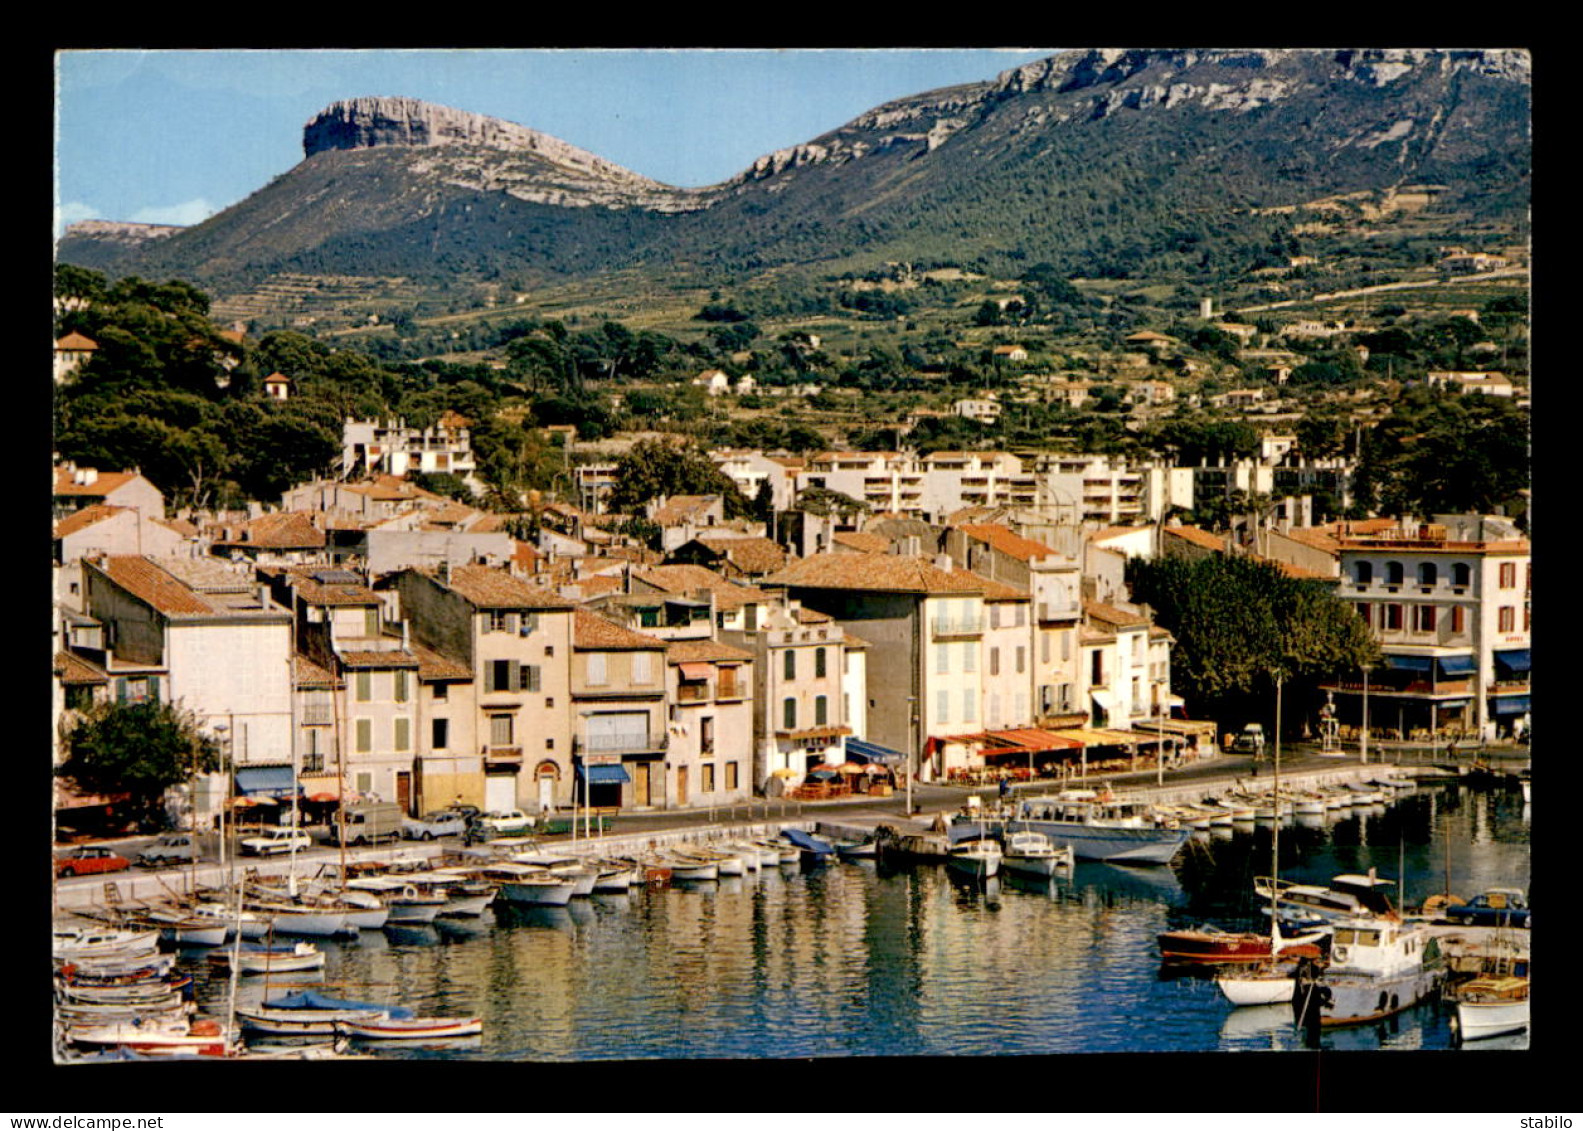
[1216,673,1329,1006]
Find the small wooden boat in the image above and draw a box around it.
[208,941,326,975]
[335,1015,483,1040]
[53,926,160,962]
[238,990,406,1036]
[654,854,719,882]
[484,864,578,906]
[833,838,879,861]
[591,859,641,893]
[345,877,448,923]
[1217,969,1296,1006]
[779,828,836,867]
[946,837,1002,880]
[67,1017,231,1056]
[508,855,599,896]
[1453,973,1530,1042]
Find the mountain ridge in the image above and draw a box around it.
[58,47,1531,312]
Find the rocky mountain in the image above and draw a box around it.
[58,48,1530,307]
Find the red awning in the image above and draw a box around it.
[678,663,713,681]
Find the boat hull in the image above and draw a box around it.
[497,879,577,907]
[957,817,1189,865]
[336,1017,482,1040]
[1455,996,1530,1041]
[1218,974,1295,1006]
[1310,966,1445,1027]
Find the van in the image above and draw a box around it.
[333,802,405,846]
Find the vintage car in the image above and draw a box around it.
[56,846,132,877]
[239,827,314,857]
[402,810,469,840]
[137,834,200,867]
[1442,888,1531,929]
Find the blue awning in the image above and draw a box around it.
[233,765,300,798]
[1384,654,1434,673]
[1495,649,1531,673]
[576,763,631,784]
[1490,695,1531,716]
[1437,654,1477,677]
[846,738,907,765]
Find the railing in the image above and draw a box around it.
[677,684,710,703]
[301,705,334,725]
[481,745,523,764]
[931,617,983,637]
[575,733,667,756]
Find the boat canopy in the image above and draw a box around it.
[780,828,834,855]
[263,990,413,1018]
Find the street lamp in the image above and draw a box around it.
[1360,663,1372,766]
[906,696,918,817]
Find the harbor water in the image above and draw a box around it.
[190,781,1531,1060]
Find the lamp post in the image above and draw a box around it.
[906,696,917,817]
[1360,664,1372,766]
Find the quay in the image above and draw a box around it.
[55,741,1524,914]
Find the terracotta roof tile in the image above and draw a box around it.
[831,531,891,553]
[279,567,379,606]
[55,650,107,684]
[435,564,577,610]
[54,467,140,497]
[411,641,472,682]
[214,511,325,550]
[693,534,787,575]
[54,503,128,539]
[650,495,720,526]
[765,553,984,595]
[971,574,1031,602]
[632,565,771,610]
[574,609,666,651]
[339,649,419,669]
[1084,600,1151,629]
[666,638,754,664]
[56,332,98,350]
[1164,525,1228,553]
[98,556,215,616]
[957,523,1061,563]
[293,654,341,687]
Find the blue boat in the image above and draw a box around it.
[237,990,412,1036]
[779,828,835,867]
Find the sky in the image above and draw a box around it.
[53,48,1059,237]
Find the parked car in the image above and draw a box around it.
[1231,723,1266,755]
[240,827,314,857]
[1443,888,1531,929]
[477,809,536,839]
[56,846,131,878]
[138,834,199,867]
[402,810,468,840]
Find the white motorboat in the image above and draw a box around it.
[508,855,599,896]
[591,859,641,893]
[946,837,1002,880]
[1293,916,1447,1028]
[999,831,1074,878]
[1217,970,1296,1006]
[1453,973,1530,1041]
[485,864,579,906]
[958,789,1191,865]
[53,926,160,962]
[345,877,448,923]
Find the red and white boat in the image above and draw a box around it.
[66,1017,232,1056]
[1158,921,1326,963]
[335,1015,483,1040]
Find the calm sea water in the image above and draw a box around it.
[192,782,1531,1061]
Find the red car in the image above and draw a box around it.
[55,846,131,878]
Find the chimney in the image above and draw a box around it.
[257,585,271,609]
[401,620,410,650]
[934,554,954,572]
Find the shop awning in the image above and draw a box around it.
[845,737,907,765]
[1090,689,1116,711]
[1490,695,1531,716]
[1495,649,1531,673]
[677,663,713,681]
[1384,654,1434,673]
[1051,727,1141,748]
[234,765,300,798]
[576,763,631,784]
[1436,654,1478,677]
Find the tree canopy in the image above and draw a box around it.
[57,699,221,831]
[606,439,752,518]
[1126,552,1379,731]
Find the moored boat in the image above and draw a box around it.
[1452,973,1530,1042]
[954,789,1191,865]
[1292,916,1446,1028]
[208,940,326,975]
[999,831,1074,877]
[237,990,407,1036]
[335,1015,483,1040]
[946,837,1002,880]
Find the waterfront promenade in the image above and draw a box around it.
[53,738,1527,913]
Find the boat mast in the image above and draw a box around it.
[1270,671,1282,943]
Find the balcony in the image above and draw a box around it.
[301,704,334,725]
[575,733,667,757]
[481,745,523,765]
[931,617,983,639]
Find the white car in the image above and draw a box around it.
[478,809,535,838]
[402,810,468,840]
[240,827,314,856]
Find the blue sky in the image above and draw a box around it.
[54,48,1058,236]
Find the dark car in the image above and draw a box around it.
[1444,888,1531,929]
[56,846,132,878]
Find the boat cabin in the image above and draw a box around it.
[1328,919,1441,976]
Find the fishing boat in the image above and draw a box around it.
[508,855,600,896]
[832,837,880,862]
[66,1017,232,1056]
[650,852,719,882]
[344,877,448,924]
[953,788,1191,865]
[998,831,1074,877]
[1292,916,1447,1028]
[484,863,579,906]
[132,907,231,948]
[1452,973,1530,1042]
[591,859,641,893]
[237,990,407,1037]
[335,1015,483,1040]
[53,926,160,962]
[946,837,1002,880]
[1253,871,1399,924]
[208,940,326,975]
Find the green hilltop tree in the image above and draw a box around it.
[57,700,222,831]
[1126,553,1379,733]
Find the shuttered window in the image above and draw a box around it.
[393,717,410,752]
